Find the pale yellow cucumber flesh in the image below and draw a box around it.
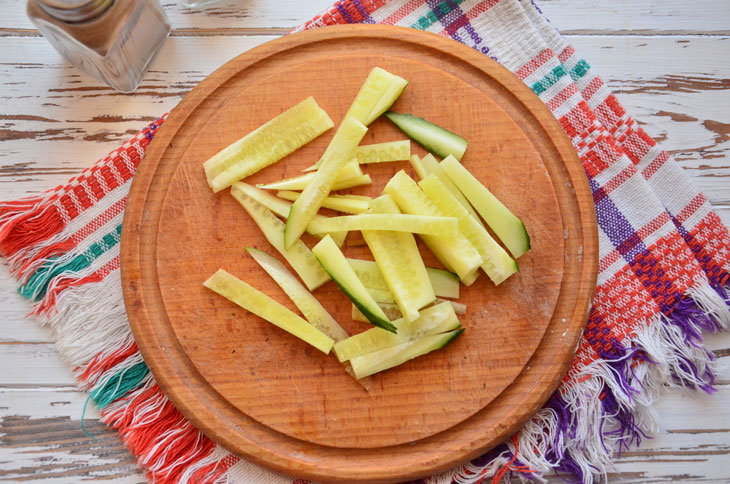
[329,174,372,191]
[441,156,531,258]
[350,329,464,379]
[364,76,409,126]
[205,97,334,193]
[305,68,405,171]
[361,195,435,322]
[284,174,373,191]
[246,248,349,342]
[355,140,410,164]
[203,269,334,354]
[461,270,480,286]
[347,258,459,299]
[346,67,408,126]
[256,159,362,191]
[337,302,458,362]
[312,235,395,333]
[351,298,466,323]
[307,213,458,237]
[230,187,330,290]
[419,174,518,285]
[285,117,368,249]
[231,183,346,247]
[276,191,371,214]
[409,154,429,180]
[418,153,486,230]
[352,303,402,323]
[384,170,483,281]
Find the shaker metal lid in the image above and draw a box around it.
[36,0,114,23]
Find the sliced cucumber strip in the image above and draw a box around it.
[361,195,435,322]
[355,140,410,164]
[328,174,372,191]
[352,302,402,323]
[307,213,458,237]
[441,156,531,258]
[384,111,467,161]
[384,170,483,281]
[337,302,458,362]
[462,270,480,286]
[276,191,370,214]
[346,67,409,126]
[419,174,518,285]
[352,299,465,323]
[418,153,485,230]
[350,328,464,379]
[312,235,396,333]
[409,154,429,180]
[205,97,334,192]
[230,186,330,290]
[285,117,368,249]
[232,183,346,246]
[428,269,460,299]
[256,159,362,191]
[306,68,407,172]
[246,248,349,342]
[204,269,334,354]
[346,258,458,299]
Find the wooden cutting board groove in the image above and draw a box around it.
[121,25,597,483]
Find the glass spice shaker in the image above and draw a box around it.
[27,0,171,93]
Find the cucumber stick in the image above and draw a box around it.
[276,191,370,214]
[352,298,466,323]
[441,156,531,258]
[284,117,368,249]
[259,175,371,192]
[204,269,334,354]
[355,140,410,164]
[257,159,362,191]
[312,235,396,333]
[384,111,467,161]
[418,153,485,230]
[350,329,464,379]
[246,248,349,342]
[232,182,346,247]
[305,67,408,172]
[346,67,409,127]
[409,154,429,180]
[384,170,483,282]
[361,195,435,322]
[335,302,458,362]
[352,303,402,323]
[347,258,459,299]
[419,174,518,285]
[205,97,334,193]
[308,213,458,237]
[230,186,330,290]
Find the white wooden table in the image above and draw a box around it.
[1,1,729,482]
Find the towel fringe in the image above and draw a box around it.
[430,280,726,484]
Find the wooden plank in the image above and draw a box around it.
[541,0,730,35]
[0,0,334,31]
[0,344,76,386]
[2,0,729,34]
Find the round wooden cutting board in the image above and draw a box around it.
[121,25,597,483]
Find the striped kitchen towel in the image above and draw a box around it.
[1,1,729,483]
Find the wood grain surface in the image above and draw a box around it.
[1,1,729,483]
[121,25,596,482]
